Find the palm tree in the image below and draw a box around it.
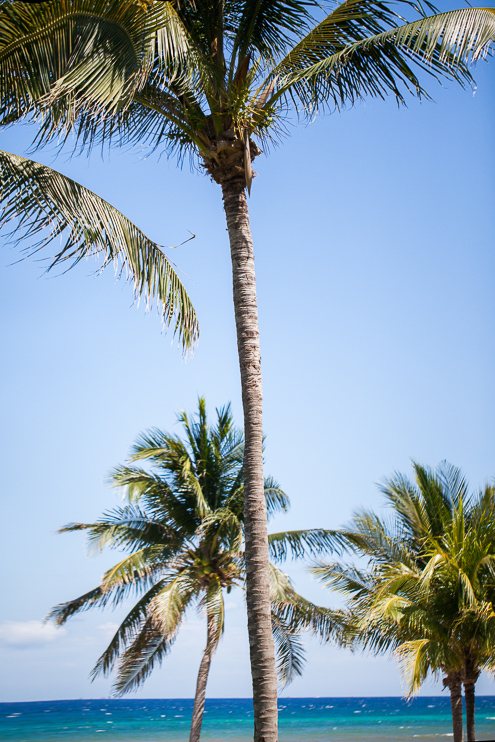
[3,3,495,738]
[48,398,334,742]
[313,462,495,742]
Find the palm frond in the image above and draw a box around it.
[0,150,199,351]
[264,476,290,517]
[113,569,196,695]
[150,568,198,632]
[112,616,172,695]
[268,528,342,561]
[395,638,437,693]
[229,0,318,69]
[0,0,193,127]
[269,562,342,640]
[90,579,169,679]
[267,4,495,116]
[100,547,168,591]
[271,609,305,686]
[59,504,182,554]
[47,585,109,625]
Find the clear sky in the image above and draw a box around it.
[1,5,495,702]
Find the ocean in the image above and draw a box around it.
[1,697,495,741]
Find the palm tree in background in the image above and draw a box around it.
[313,462,495,742]
[3,3,495,738]
[48,398,334,742]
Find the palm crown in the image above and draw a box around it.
[49,399,334,741]
[3,1,495,189]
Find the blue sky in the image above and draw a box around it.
[1,11,495,702]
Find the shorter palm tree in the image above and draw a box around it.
[49,399,333,742]
[313,462,495,742]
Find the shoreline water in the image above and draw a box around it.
[2,696,495,742]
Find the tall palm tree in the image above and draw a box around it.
[313,462,495,742]
[48,398,334,742]
[3,3,495,738]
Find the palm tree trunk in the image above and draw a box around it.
[464,680,476,742]
[463,656,480,742]
[189,614,217,742]
[222,179,278,742]
[444,671,464,742]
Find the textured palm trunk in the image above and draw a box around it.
[463,656,480,742]
[464,681,476,742]
[222,179,278,742]
[189,614,217,742]
[445,671,464,742]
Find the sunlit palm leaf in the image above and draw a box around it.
[0,151,199,351]
[90,579,169,678]
[60,505,180,553]
[114,570,196,694]
[268,5,495,115]
[0,0,192,125]
[101,547,169,591]
[268,528,344,561]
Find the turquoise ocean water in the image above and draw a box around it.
[2,697,495,742]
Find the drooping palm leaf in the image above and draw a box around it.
[0,150,199,350]
[90,578,170,679]
[113,569,197,694]
[271,609,305,686]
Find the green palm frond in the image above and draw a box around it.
[264,476,290,517]
[112,616,173,695]
[271,609,305,686]
[47,585,109,625]
[395,638,438,693]
[268,528,342,561]
[112,570,196,695]
[150,568,198,632]
[437,461,470,511]
[0,151,199,351]
[268,4,495,116]
[229,0,318,68]
[269,562,341,640]
[59,505,182,554]
[198,508,244,554]
[90,579,169,679]
[312,560,376,597]
[100,547,169,591]
[0,0,193,126]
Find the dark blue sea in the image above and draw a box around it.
[1,697,495,741]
